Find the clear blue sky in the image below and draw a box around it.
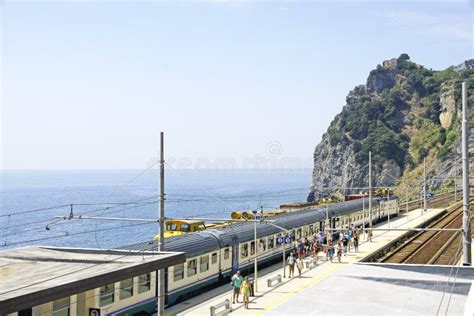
[1,0,472,170]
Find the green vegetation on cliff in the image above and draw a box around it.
[327,54,474,173]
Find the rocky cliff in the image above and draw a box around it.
[308,54,474,201]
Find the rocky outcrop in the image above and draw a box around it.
[366,68,397,93]
[308,56,473,201]
[439,83,456,129]
[309,130,401,200]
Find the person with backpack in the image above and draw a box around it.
[343,231,349,256]
[231,270,243,303]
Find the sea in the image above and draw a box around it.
[0,169,311,250]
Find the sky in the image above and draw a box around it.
[0,0,472,170]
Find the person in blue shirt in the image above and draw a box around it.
[231,270,243,303]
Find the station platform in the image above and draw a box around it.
[170,208,450,316]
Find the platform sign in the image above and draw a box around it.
[285,237,292,244]
[90,309,100,316]
[277,237,284,244]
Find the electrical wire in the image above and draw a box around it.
[435,237,464,316]
[0,204,71,218]
[2,221,155,248]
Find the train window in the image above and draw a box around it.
[303,226,308,237]
[297,228,302,239]
[240,244,248,258]
[99,284,115,307]
[53,297,70,316]
[291,230,295,240]
[268,237,274,249]
[120,278,134,300]
[167,224,177,231]
[309,225,314,236]
[250,241,255,255]
[138,273,151,293]
[224,248,230,260]
[187,259,197,277]
[182,224,190,232]
[211,253,217,264]
[200,255,209,272]
[174,264,185,281]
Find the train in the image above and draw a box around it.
[345,188,394,201]
[121,196,397,308]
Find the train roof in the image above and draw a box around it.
[121,197,393,258]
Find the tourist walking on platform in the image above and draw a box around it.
[368,228,373,242]
[240,276,251,309]
[347,229,353,253]
[296,239,304,259]
[231,270,243,304]
[336,242,343,263]
[328,241,335,262]
[354,228,360,252]
[304,237,310,255]
[343,231,349,255]
[296,256,304,277]
[327,231,333,244]
[313,240,321,264]
[287,252,296,278]
[324,240,329,261]
[318,231,325,244]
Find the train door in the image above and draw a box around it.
[232,245,239,274]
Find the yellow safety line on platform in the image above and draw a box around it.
[254,246,379,315]
[254,262,346,316]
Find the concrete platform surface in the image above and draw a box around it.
[174,208,451,316]
[266,263,474,316]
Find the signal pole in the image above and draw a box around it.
[462,82,471,266]
[157,132,166,314]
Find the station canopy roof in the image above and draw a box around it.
[0,246,185,314]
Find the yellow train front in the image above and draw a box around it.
[154,219,206,239]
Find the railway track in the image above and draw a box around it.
[380,199,472,265]
[398,191,457,213]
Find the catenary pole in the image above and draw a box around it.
[455,159,458,202]
[254,212,258,292]
[369,151,372,229]
[423,157,427,213]
[405,186,408,213]
[157,132,166,314]
[362,195,365,237]
[462,82,471,266]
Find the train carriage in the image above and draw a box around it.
[121,196,396,307]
